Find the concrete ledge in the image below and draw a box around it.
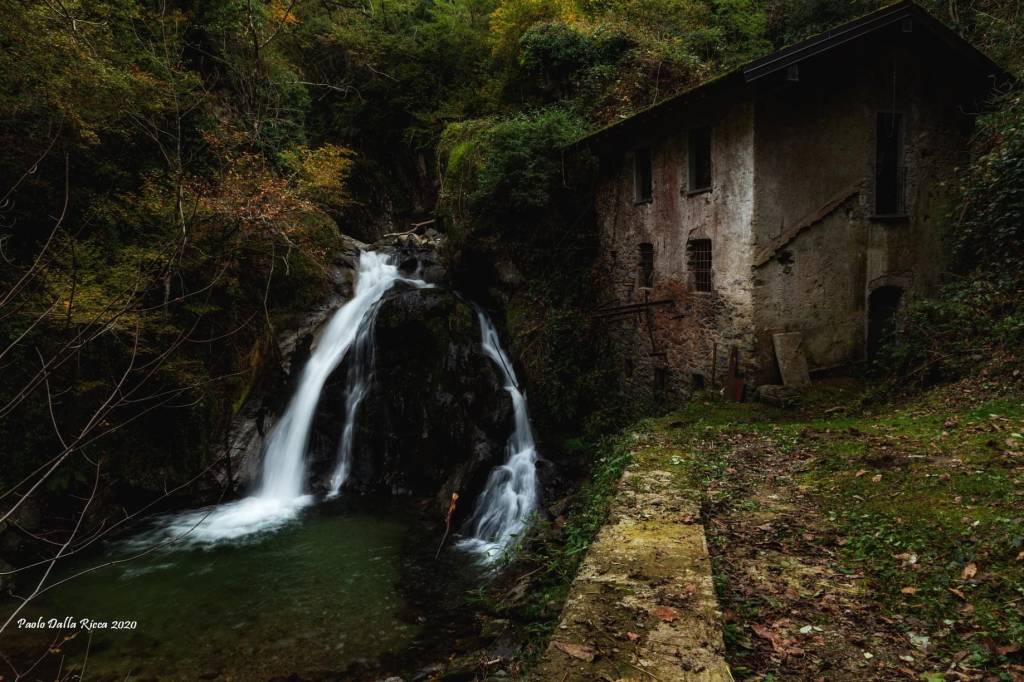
[531,468,733,681]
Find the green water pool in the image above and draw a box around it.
[1,498,480,681]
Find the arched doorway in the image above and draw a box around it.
[867,286,904,360]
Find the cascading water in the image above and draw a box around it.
[456,311,539,562]
[139,251,423,546]
[326,294,379,497]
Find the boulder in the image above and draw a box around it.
[308,286,513,518]
[755,384,802,408]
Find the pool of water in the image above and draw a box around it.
[1,498,481,681]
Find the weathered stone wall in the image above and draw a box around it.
[750,38,973,381]
[594,101,757,400]
[594,32,980,397]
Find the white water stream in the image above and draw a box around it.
[143,251,423,545]
[456,311,539,562]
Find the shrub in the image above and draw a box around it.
[439,107,588,238]
[519,22,598,85]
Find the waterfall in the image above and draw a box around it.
[456,311,539,562]
[144,251,422,545]
[258,250,422,501]
[326,296,378,498]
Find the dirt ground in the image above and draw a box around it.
[651,377,1024,681]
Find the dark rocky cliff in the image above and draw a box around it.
[227,234,515,518]
[332,286,512,515]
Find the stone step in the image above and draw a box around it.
[531,468,733,681]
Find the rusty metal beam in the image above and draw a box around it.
[591,299,675,319]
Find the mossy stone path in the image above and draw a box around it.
[532,461,733,681]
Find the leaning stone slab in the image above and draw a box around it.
[772,332,811,388]
[531,468,733,681]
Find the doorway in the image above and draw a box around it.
[867,286,904,360]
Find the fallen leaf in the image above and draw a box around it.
[948,587,967,600]
[871,474,882,483]
[652,605,679,623]
[855,469,868,478]
[1017,551,1024,562]
[901,586,918,594]
[626,632,640,642]
[749,622,794,655]
[750,623,785,653]
[909,633,931,650]
[996,644,1021,656]
[962,562,978,580]
[894,552,918,565]
[553,641,595,662]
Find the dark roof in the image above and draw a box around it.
[572,0,1008,150]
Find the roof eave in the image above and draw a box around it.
[569,0,1010,153]
[743,1,1007,83]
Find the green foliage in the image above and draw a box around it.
[764,0,879,47]
[955,92,1024,271]
[518,22,603,92]
[0,1,349,518]
[437,105,622,435]
[549,435,633,573]
[878,278,1024,384]
[440,107,586,230]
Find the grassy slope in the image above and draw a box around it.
[624,378,1024,680]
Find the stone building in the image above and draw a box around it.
[577,1,1007,398]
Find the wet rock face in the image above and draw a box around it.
[309,286,513,514]
[392,239,447,285]
[215,237,365,492]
